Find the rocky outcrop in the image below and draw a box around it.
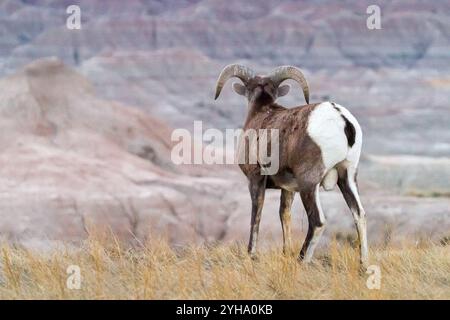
[0,57,238,247]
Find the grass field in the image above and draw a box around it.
[0,233,449,299]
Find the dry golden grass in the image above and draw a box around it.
[0,233,449,300]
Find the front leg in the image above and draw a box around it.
[248,176,267,257]
[279,189,295,255]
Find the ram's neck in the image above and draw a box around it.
[244,102,285,128]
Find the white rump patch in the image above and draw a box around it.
[335,104,363,166]
[307,102,348,169]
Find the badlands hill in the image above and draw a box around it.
[1,0,449,70]
[0,57,244,247]
[0,1,448,247]
[0,0,449,157]
[0,58,448,248]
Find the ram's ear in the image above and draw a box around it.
[277,84,290,97]
[232,82,246,96]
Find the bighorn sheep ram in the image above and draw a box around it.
[214,64,368,268]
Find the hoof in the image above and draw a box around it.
[247,248,258,261]
[249,253,259,261]
[358,261,369,275]
[282,248,293,257]
[297,256,309,264]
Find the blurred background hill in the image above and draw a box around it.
[0,0,448,248]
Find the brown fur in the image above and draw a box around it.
[215,68,367,267]
[239,102,325,192]
[279,189,295,254]
[238,98,328,259]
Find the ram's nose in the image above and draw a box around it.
[254,86,264,94]
[255,84,268,92]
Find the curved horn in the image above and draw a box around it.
[214,64,255,100]
[268,66,310,104]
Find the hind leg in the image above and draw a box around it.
[337,165,369,268]
[299,184,326,262]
